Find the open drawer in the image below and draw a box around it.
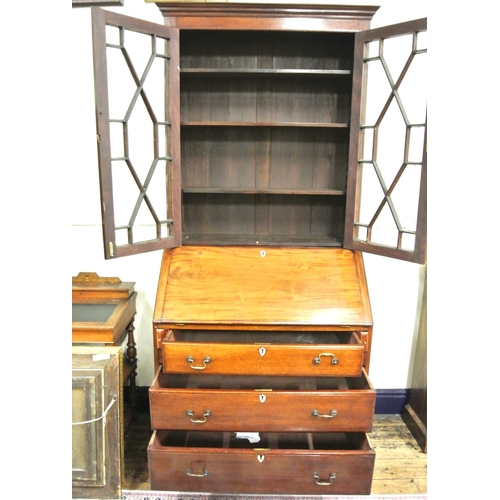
[148,430,375,495]
[149,368,375,432]
[161,330,365,377]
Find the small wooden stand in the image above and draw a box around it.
[72,272,138,427]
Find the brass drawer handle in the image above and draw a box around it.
[186,409,211,424]
[186,468,209,477]
[313,353,339,365]
[312,409,338,418]
[186,355,211,370]
[313,472,337,486]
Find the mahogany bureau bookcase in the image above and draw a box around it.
[89,2,427,495]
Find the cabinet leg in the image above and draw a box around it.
[126,317,138,410]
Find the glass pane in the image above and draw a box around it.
[376,98,407,184]
[72,303,117,322]
[360,127,374,162]
[358,162,384,225]
[398,49,427,124]
[363,58,392,126]
[381,33,414,90]
[408,125,425,163]
[370,202,398,246]
[391,164,422,233]
[401,232,416,252]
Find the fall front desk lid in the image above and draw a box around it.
[154,246,373,328]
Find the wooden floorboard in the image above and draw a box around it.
[123,412,427,494]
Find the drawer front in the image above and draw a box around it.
[148,430,375,495]
[161,330,364,377]
[150,370,375,432]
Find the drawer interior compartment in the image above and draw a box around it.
[154,370,372,391]
[163,329,361,345]
[152,429,372,451]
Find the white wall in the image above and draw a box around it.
[70,0,428,389]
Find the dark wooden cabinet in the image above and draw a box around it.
[88,2,427,495]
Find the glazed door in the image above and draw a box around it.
[345,18,427,264]
[92,7,181,259]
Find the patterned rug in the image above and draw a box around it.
[122,492,427,500]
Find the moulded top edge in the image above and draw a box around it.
[149,1,380,18]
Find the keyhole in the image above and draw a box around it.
[259,347,266,356]
[259,394,266,403]
[257,455,265,463]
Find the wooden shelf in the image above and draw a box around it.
[182,188,346,196]
[182,233,343,247]
[178,27,353,246]
[181,68,352,77]
[181,121,349,128]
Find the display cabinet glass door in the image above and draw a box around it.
[345,18,427,263]
[92,8,181,259]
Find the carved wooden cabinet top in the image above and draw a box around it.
[150,1,379,32]
[154,246,372,329]
[72,272,135,301]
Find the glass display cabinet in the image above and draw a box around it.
[72,271,138,425]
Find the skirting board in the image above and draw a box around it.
[122,493,426,500]
[401,403,427,453]
[374,389,409,414]
[130,387,410,415]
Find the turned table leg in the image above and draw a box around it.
[126,317,138,410]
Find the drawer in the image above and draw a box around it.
[148,430,375,495]
[161,330,364,377]
[150,368,375,432]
